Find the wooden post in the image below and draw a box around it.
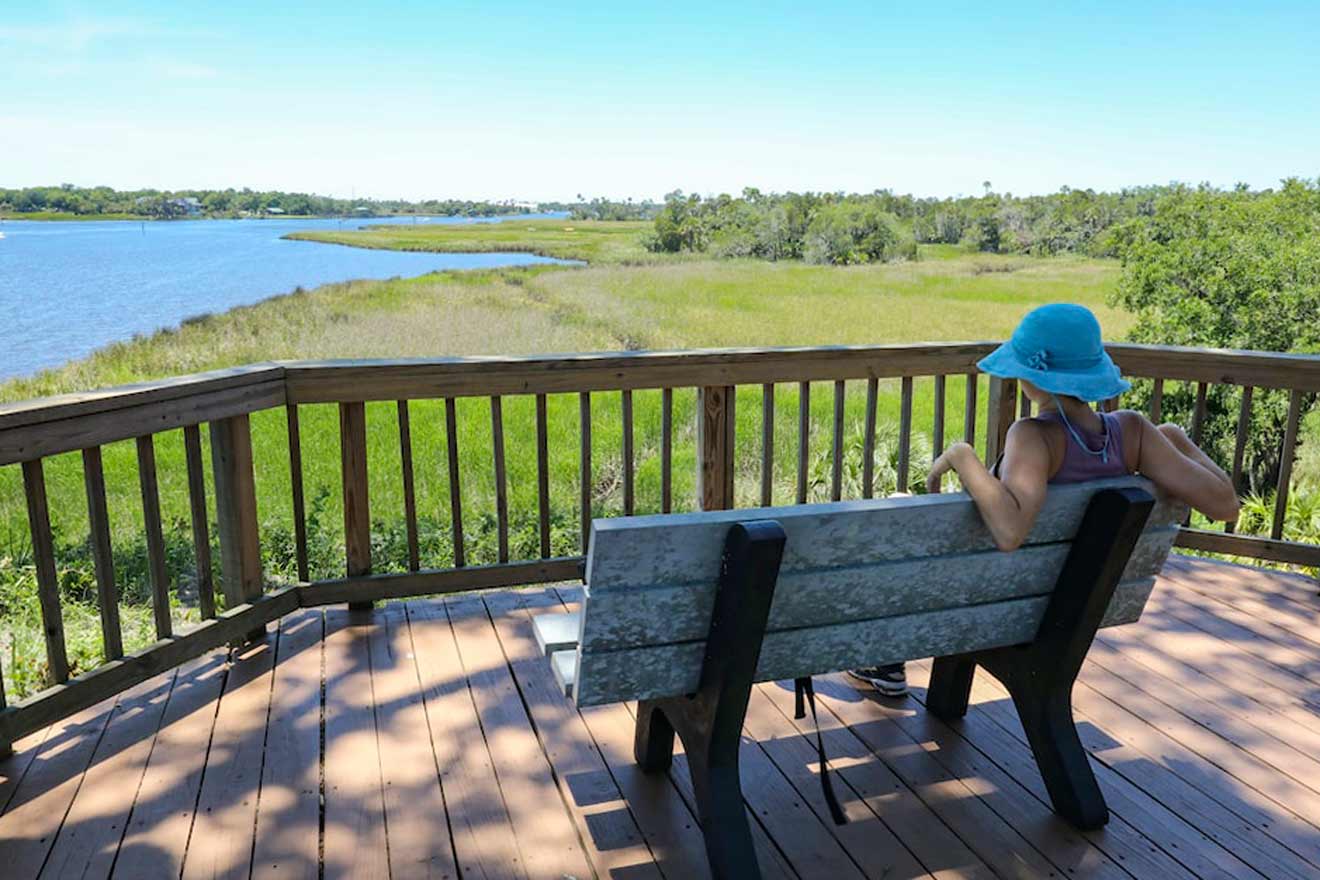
[698,386,735,511]
[22,459,69,685]
[984,377,1018,466]
[210,414,265,640]
[338,402,372,610]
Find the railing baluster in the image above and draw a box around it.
[1019,389,1033,419]
[136,435,172,639]
[1150,378,1164,423]
[963,374,978,447]
[211,415,264,637]
[797,381,810,503]
[1227,385,1253,533]
[862,378,878,499]
[932,375,946,459]
[82,446,124,656]
[491,396,509,564]
[1272,390,1303,541]
[897,377,914,492]
[761,383,775,507]
[338,402,372,610]
[285,404,309,583]
[182,427,215,620]
[622,390,634,516]
[580,392,592,553]
[535,393,551,558]
[1190,382,1208,445]
[22,458,69,684]
[831,380,845,502]
[661,388,673,514]
[444,398,465,568]
[397,401,421,572]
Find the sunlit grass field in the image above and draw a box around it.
[0,221,1129,696]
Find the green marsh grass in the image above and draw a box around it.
[0,220,1129,696]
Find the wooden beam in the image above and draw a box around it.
[182,426,216,619]
[285,404,310,582]
[1176,527,1320,568]
[81,446,123,658]
[535,393,551,558]
[0,587,299,746]
[338,402,371,609]
[211,415,264,634]
[136,435,172,640]
[0,378,285,466]
[698,385,735,511]
[22,459,69,685]
[283,344,999,403]
[984,377,1018,466]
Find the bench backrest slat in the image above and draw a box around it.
[572,476,1184,707]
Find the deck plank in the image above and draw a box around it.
[483,589,665,879]
[445,594,594,880]
[39,673,178,880]
[914,656,1320,879]
[0,727,54,816]
[181,634,278,880]
[3,556,1320,880]
[321,609,389,880]
[809,672,1066,879]
[753,683,992,880]
[1,693,120,880]
[371,604,459,880]
[251,610,325,880]
[741,686,934,879]
[899,662,1203,880]
[406,599,527,880]
[113,651,230,879]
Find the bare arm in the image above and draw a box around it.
[1131,416,1240,521]
[925,421,1052,551]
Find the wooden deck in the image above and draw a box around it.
[3,555,1320,879]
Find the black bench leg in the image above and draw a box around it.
[634,698,675,771]
[926,656,977,720]
[1010,680,1107,828]
[631,520,787,880]
[929,487,1155,831]
[688,747,760,880]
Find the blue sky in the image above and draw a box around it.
[3,2,1318,201]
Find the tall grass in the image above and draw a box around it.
[0,219,1150,698]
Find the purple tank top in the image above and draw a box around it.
[1038,410,1130,484]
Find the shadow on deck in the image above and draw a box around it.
[2,555,1319,880]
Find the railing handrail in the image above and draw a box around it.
[4,340,1319,445]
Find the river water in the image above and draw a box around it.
[0,213,573,381]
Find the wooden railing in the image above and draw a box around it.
[1,342,1317,752]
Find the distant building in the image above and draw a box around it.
[168,197,202,216]
[353,206,372,215]
[265,206,286,215]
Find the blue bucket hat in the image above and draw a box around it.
[977,303,1130,401]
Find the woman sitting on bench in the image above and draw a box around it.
[850,303,1240,697]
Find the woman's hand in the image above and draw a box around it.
[926,441,974,494]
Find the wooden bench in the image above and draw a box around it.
[532,476,1185,879]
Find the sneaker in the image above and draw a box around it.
[848,663,908,697]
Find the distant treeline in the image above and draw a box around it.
[645,185,1183,264]
[537,196,662,221]
[0,185,533,219]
